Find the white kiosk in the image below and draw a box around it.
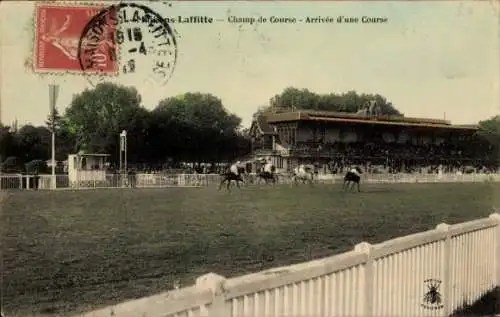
[68,153,110,187]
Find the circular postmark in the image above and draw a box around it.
[77,2,177,86]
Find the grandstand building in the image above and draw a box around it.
[248,110,491,173]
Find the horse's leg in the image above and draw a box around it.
[219,178,225,190]
[227,179,231,191]
[236,179,241,189]
[357,181,361,192]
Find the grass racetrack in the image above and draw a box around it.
[1,182,499,316]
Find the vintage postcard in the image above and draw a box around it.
[0,1,499,316]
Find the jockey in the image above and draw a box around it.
[263,160,273,174]
[350,166,360,176]
[298,164,306,174]
[230,161,241,176]
[259,158,267,172]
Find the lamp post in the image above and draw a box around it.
[119,130,127,175]
[49,84,59,190]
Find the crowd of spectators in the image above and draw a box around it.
[103,140,497,175]
[107,163,229,175]
[293,141,492,160]
[294,141,497,174]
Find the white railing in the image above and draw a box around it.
[73,213,500,317]
[0,172,499,190]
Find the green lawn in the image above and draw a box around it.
[1,182,499,316]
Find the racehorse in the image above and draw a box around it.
[256,165,278,185]
[343,167,363,192]
[219,166,246,191]
[292,165,314,186]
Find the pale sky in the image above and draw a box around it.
[1,1,499,128]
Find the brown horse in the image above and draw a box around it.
[256,165,277,185]
[219,166,246,191]
[343,167,363,192]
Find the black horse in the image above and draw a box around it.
[343,167,363,192]
[256,165,277,185]
[219,166,246,191]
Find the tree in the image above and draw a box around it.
[156,93,241,133]
[266,87,402,116]
[476,115,500,162]
[1,122,62,169]
[54,117,78,161]
[64,82,145,161]
[154,93,245,162]
[119,107,153,164]
[0,125,18,162]
[45,108,62,133]
[16,125,51,162]
[478,115,500,138]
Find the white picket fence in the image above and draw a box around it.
[73,213,500,317]
[1,172,499,190]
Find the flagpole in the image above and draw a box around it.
[51,120,55,184]
[51,85,55,189]
[49,83,59,190]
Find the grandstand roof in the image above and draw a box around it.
[250,115,278,135]
[264,110,479,131]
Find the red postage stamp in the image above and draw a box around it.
[33,3,118,74]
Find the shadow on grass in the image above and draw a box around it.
[451,287,500,316]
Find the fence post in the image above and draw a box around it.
[436,223,451,317]
[355,242,373,317]
[196,273,227,317]
[489,213,500,287]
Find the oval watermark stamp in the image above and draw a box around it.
[77,2,177,86]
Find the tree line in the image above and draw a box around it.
[0,83,498,173]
